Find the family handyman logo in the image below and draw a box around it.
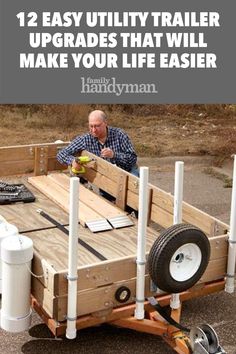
[81,77,158,96]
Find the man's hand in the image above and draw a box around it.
[101,148,114,158]
[72,159,82,171]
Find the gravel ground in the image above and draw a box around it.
[0,156,236,354]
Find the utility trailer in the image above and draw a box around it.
[0,142,234,354]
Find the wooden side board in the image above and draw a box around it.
[54,234,228,297]
[29,223,158,295]
[31,279,225,337]
[32,276,154,321]
[32,246,228,322]
[81,150,229,236]
[30,224,228,298]
[0,142,68,176]
[0,143,229,236]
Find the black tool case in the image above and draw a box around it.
[0,183,35,204]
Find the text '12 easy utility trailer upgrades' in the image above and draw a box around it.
[0,142,234,354]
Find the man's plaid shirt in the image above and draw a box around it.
[57,127,137,172]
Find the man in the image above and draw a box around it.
[57,110,138,175]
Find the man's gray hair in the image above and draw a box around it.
[88,110,107,121]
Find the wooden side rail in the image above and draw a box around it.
[0,144,229,235]
[0,142,68,176]
[31,279,225,337]
[81,150,229,236]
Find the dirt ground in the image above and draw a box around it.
[0,104,236,161]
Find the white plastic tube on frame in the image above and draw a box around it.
[0,234,33,332]
[135,167,149,320]
[170,161,184,310]
[173,161,184,226]
[225,155,236,293]
[0,220,19,293]
[66,177,79,339]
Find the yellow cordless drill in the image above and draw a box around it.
[71,156,95,175]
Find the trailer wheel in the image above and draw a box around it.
[148,224,210,293]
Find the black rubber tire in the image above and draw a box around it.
[148,223,210,293]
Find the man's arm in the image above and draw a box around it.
[113,130,137,171]
[57,135,86,165]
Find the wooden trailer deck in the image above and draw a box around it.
[0,142,231,352]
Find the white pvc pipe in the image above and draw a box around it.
[135,167,149,320]
[0,220,18,293]
[171,161,184,309]
[225,155,236,293]
[173,161,184,226]
[1,234,33,332]
[66,177,79,339]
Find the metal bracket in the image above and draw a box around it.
[66,275,78,281]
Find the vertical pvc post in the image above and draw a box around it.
[173,161,184,226]
[66,177,79,339]
[0,234,33,332]
[170,161,184,309]
[0,220,18,293]
[225,155,236,293]
[135,167,149,320]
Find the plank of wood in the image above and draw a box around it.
[29,227,101,269]
[34,226,225,297]
[31,279,55,319]
[0,158,62,177]
[148,183,228,236]
[0,145,35,162]
[33,276,153,321]
[55,226,158,296]
[81,150,134,196]
[115,172,128,210]
[0,142,68,161]
[147,188,153,225]
[55,255,138,296]
[34,252,227,322]
[199,257,227,283]
[28,222,158,296]
[83,165,118,197]
[0,160,34,176]
[0,179,69,232]
[32,279,225,337]
[28,175,107,227]
[81,150,122,183]
[34,146,48,176]
[81,151,229,236]
[209,234,228,259]
[150,203,173,229]
[0,143,68,176]
[47,173,127,219]
[48,158,67,172]
[32,250,57,295]
[182,202,228,236]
